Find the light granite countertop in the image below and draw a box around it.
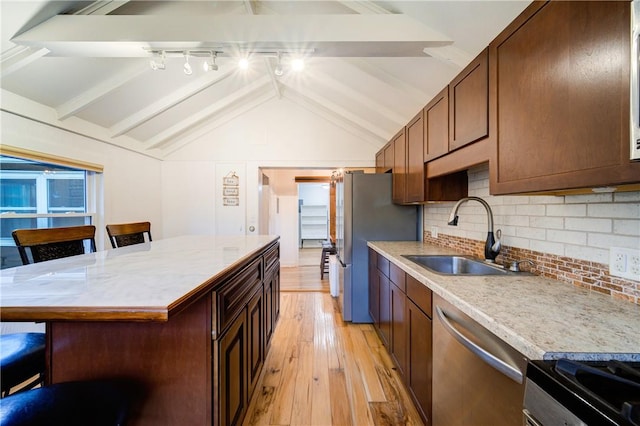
[0,235,279,322]
[368,241,640,362]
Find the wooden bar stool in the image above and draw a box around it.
[106,222,152,249]
[320,240,336,279]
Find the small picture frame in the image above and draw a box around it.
[223,197,239,206]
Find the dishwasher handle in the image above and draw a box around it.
[435,306,523,384]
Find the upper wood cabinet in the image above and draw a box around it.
[406,111,426,203]
[489,1,640,194]
[375,141,394,174]
[424,86,449,162]
[375,150,385,173]
[449,48,489,151]
[391,128,407,204]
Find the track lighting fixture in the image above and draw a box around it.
[183,52,193,75]
[274,52,284,77]
[203,52,218,72]
[146,48,312,76]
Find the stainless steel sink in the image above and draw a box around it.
[402,255,512,276]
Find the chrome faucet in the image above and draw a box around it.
[448,196,501,262]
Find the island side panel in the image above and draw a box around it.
[47,294,212,426]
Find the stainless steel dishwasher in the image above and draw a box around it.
[432,294,528,425]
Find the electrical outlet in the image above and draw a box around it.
[610,247,640,281]
[431,226,438,239]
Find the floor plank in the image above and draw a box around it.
[244,268,424,426]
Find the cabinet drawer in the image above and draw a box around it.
[407,275,432,318]
[264,243,279,272]
[389,262,406,293]
[377,254,390,277]
[213,257,262,338]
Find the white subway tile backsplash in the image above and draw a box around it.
[530,240,565,256]
[530,216,564,229]
[614,192,640,202]
[588,203,640,219]
[547,229,587,245]
[546,204,587,217]
[423,163,639,270]
[613,220,640,236]
[515,226,546,240]
[565,217,612,233]
[516,204,546,216]
[588,233,640,250]
[564,245,609,264]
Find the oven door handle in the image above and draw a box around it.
[436,306,524,384]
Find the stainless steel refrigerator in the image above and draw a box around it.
[336,171,419,323]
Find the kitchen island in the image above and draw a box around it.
[0,235,281,426]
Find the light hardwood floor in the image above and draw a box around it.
[281,248,330,292]
[243,285,424,425]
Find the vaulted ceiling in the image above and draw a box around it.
[1,1,530,160]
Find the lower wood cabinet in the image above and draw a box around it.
[368,251,433,424]
[213,242,280,426]
[216,309,248,426]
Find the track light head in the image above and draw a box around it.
[183,52,193,75]
[274,52,284,77]
[150,51,166,71]
[203,52,218,72]
[291,58,305,72]
[238,57,249,70]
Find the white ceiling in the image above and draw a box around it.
[1,0,531,161]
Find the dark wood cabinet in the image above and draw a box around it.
[384,142,394,172]
[247,287,264,399]
[368,248,380,325]
[263,260,279,351]
[375,150,385,173]
[378,272,392,347]
[391,128,407,204]
[406,111,425,203]
[424,87,449,162]
[216,310,248,426]
[449,48,489,151]
[406,275,432,424]
[490,1,639,194]
[390,281,407,376]
[369,252,433,424]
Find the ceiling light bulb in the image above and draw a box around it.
[183,52,193,75]
[291,58,305,72]
[239,57,249,70]
[203,52,218,72]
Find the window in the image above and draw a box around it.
[0,155,99,269]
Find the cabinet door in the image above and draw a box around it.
[369,250,380,325]
[247,287,264,399]
[406,111,425,203]
[375,150,385,173]
[216,310,248,426]
[384,142,394,172]
[391,128,407,204]
[407,299,432,424]
[390,282,407,376]
[490,1,638,194]
[378,272,391,347]
[264,262,280,350]
[424,86,449,162]
[449,48,489,151]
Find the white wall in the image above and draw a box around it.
[1,111,163,249]
[424,163,640,265]
[163,97,378,264]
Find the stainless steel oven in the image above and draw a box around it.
[631,1,640,160]
[523,359,640,426]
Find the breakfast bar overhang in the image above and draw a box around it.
[0,235,281,426]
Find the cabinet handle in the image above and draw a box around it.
[435,306,523,384]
